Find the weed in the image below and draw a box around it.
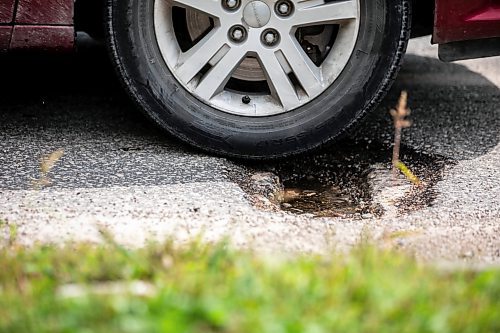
[32,149,64,189]
[395,160,421,185]
[391,92,421,185]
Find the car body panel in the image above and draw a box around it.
[434,0,500,44]
[0,0,15,23]
[0,0,73,51]
[0,0,15,52]
[0,26,11,51]
[16,0,73,24]
[10,25,74,51]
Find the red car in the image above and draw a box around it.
[1,0,499,158]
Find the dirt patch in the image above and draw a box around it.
[240,139,453,218]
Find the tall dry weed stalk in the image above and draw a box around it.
[390,92,420,185]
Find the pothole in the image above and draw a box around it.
[240,140,453,218]
[280,181,365,218]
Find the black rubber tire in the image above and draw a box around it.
[105,0,411,159]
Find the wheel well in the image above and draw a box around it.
[75,0,106,40]
[411,0,435,38]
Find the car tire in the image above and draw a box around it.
[106,0,411,159]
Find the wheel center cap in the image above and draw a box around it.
[243,1,271,28]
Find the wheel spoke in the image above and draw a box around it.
[175,28,227,84]
[279,37,324,97]
[259,51,300,110]
[195,47,247,100]
[293,0,357,26]
[171,0,221,17]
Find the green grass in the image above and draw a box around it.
[0,240,499,333]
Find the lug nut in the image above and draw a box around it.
[279,3,289,14]
[223,0,240,11]
[232,29,244,41]
[262,29,280,46]
[229,25,247,43]
[265,33,276,44]
[275,0,294,16]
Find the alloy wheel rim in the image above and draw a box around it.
[154,0,360,117]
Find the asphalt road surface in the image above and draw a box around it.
[1,37,499,266]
